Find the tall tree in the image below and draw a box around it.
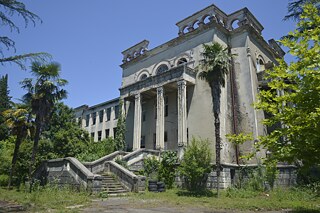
[0,74,11,140]
[0,0,50,70]
[20,62,68,177]
[40,102,89,158]
[255,4,320,168]
[198,42,232,197]
[114,100,126,151]
[2,103,32,188]
[284,0,320,21]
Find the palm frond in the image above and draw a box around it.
[0,52,52,70]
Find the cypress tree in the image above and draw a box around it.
[0,74,11,140]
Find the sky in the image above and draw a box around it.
[1,0,296,108]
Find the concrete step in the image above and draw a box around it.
[98,172,129,195]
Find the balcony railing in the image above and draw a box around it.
[120,64,196,96]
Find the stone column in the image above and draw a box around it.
[177,80,187,159]
[247,47,259,139]
[133,93,142,150]
[156,87,165,150]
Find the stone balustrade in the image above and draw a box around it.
[83,150,128,174]
[122,148,160,171]
[120,64,196,97]
[34,157,102,193]
[105,161,146,192]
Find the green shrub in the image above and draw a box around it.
[158,151,177,189]
[179,138,212,191]
[0,174,9,186]
[143,156,159,179]
[76,138,115,162]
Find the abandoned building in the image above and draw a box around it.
[40,4,296,193]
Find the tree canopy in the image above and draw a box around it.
[255,4,320,168]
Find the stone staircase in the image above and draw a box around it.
[100,173,129,196]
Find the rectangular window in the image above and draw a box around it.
[113,127,117,138]
[187,128,189,143]
[106,108,111,121]
[154,102,157,119]
[165,96,169,117]
[141,136,145,148]
[98,131,102,141]
[114,105,119,119]
[105,129,110,138]
[99,110,104,123]
[91,132,95,141]
[142,104,146,122]
[86,114,90,127]
[153,133,156,149]
[92,113,96,125]
[164,131,168,142]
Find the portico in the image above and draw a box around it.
[120,64,195,154]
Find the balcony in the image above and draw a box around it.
[120,64,196,97]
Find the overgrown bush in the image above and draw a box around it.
[0,137,14,186]
[179,138,212,191]
[76,138,115,162]
[158,151,177,189]
[142,156,159,179]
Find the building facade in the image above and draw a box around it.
[76,4,284,164]
[74,98,120,141]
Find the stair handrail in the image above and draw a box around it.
[105,161,146,192]
[83,150,128,173]
[122,148,160,162]
[36,157,102,191]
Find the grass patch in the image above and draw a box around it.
[0,185,91,212]
[131,188,320,212]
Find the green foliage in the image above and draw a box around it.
[255,4,320,168]
[158,151,178,189]
[226,133,254,161]
[284,0,320,21]
[76,138,115,162]
[21,62,68,176]
[0,185,90,212]
[0,74,11,141]
[142,156,159,179]
[179,138,212,191]
[114,100,126,151]
[40,103,89,158]
[0,137,14,186]
[226,133,253,145]
[115,157,128,169]
[132,188,320,211]
[198,42,233,196]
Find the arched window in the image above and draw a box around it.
[177,58,188,66]
[156,64,169,75]
[256,58,265,73]
[140,73,148,81]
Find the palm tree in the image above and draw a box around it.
[20,62,68,177]
[198,42,232,197]
[3,104,33,188]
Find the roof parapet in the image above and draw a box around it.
[176,4,264,36]
[176,4,228,36]
[121,40,149,64]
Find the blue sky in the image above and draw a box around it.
[1,0,296,108]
